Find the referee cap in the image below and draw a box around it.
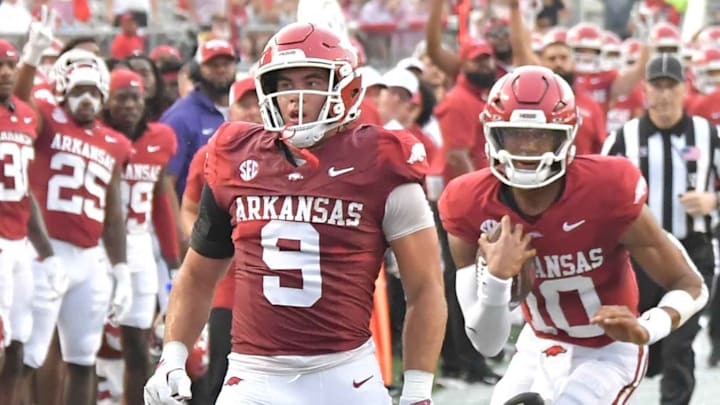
[646,53,685,83]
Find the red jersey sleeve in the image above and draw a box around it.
[204,121,255,209]
[438,172,486,244]
[184,144,209,204]
[376,128,428,184]
[601,157,647,238]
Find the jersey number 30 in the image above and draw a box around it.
[0,143,34,202]
[261,220,321,307]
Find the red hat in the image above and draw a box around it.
[150,45,182,62]
[196,39,235,64]
[0,40,18,62]
[459,38,494,60]
[110,68,145,95]
[229,77,256,104]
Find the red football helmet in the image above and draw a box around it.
[186,327,209,381]
[566,23,603,73]
[697,26,720,49]
[649,22,681,55]
[256,22,364,149]
[693,47,720,94]
[480,66,579,189]
[601,31,623,71]
[541,26,568,49]
[621,38,642,68]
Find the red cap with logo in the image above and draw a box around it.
[0,40,18,62]
[459,38,494,61]
[229,77,256,104]
[109,68,145,95]
[197,39,236,64]
[150,45,182,62]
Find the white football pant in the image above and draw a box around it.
[490,324,648,405]
[24,239,112,368]
[115,232,157,329]
[0,238,33,346]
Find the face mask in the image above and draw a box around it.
[67,92,102,117]
[465,71,496,88]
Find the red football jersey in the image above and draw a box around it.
[205,122,427,355]
[0,96,39,240]
[574,92,608,155]
[574,70,618,113]
[439,156,647,347]
[607,84,645,133]
[183,144,209,204]
[30,98,132,248]
[687,91,720,125]
[121,123,177,234]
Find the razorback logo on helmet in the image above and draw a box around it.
[543,345,568,357]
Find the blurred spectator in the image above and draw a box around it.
[149,45,183,70]
[180,0,228,27]
[0,0,33,34]
[106,0,157,27]
[177,61,196,98]
[228,76,260,122]
[605,0,636,38]
[60,36,101,55]
[125,55,167,120]
[110,13,145,59]
[535,0,567,32]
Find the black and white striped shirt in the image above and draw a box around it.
[602,114,720,239]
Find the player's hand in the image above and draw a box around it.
[591,305,650,345]
[478,215,536,280]
[144,342,192,404]
[22,5,55,66]
[109,263,133,323]
[37,256,69,300]
[679,191,717,216]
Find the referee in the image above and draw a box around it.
[603,53,720,405]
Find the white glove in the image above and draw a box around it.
[22,5,56,66]
[144,341,192,404]
[109,263,133,323]
[399,370,434,405]
[37,256,69,300]
[631,2,655,44]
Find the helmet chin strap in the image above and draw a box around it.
[280,125,320,168]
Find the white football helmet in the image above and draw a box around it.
[49,49,110,102]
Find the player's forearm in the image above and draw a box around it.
[426,0,460,77]
[610,45,650,101]
[164,249,230,349]
[456,266,512,356]
[402,283,446,372]
[509,0,541,66]
[27,193,54,259]
[102,213,127,265]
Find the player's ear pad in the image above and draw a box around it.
[503,392,545,405]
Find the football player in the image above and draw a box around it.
[145,22,447,405]
[101,68,180,404]
[0,37,68,405]
[14,11,134,405]
[438,66,708,404]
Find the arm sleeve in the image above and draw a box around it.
[455,265,513,356]
[382,183,435,241]
[152,190,180,261]
[190,184,234,259]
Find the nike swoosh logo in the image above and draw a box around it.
[105,136,118,143]
[202,128,214,135]
[328,166,354,177]
[147,145,161,152]
[562,220,586,232]
[353,375,373,388]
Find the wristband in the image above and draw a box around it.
[478,268,512,306]
[401,370,434,400]
[160,341,189,369]
[658,289,699,327]
[637,307,672,345]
